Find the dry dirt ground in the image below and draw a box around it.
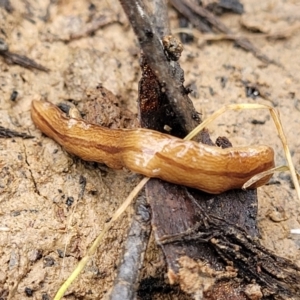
[1,0,300,299]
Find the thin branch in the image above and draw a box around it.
[109,193,151,300]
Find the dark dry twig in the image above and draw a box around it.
[204,0,244,15]
[170,0,212,33]
[172,0,229,33]
[0,39,49,72]
[1,51,49,72]
[109,193,151,300]
[0,126,34,139]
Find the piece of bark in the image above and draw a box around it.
[159,204,300,299]
[147,182,259,271]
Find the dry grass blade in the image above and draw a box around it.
[173,25,300,43]
[243,166,289,189]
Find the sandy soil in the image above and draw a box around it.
[0,0,300,299]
